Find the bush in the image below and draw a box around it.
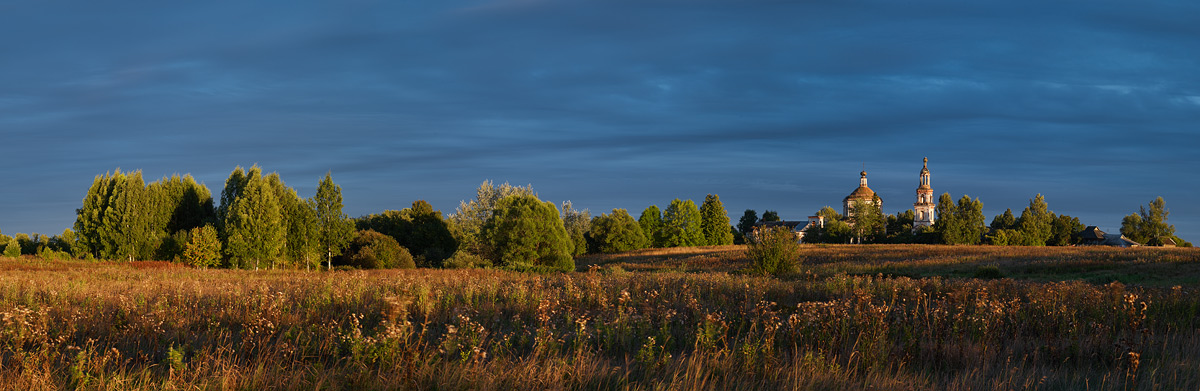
[343,230,415,269]
[587,209,649,254]
[442,250,492,269]
[973,265,1005,279]
[747,226,801,276]
[3,241,19,258]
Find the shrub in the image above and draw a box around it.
[747,226,800,275]
[443,250,492,269]
[343,230,415,269]
[3,241,19,258]
[973,265,1005,279]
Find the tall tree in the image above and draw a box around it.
[313,172,355,270]
[266,173,319,269]
[104,170,157,261]
[587,209,649,253]
[482,194,573,271]
[761,210,781,222]
[450,181,535,255]
[638,205,664,248]
[662,199,705,247]
[990,209,1017,231]
[561,201,591,256]
[737,209,758,236]
[955,195,986,245]
[933,193,959,244]
[699,194,733,246]
[223,166,284,270]
[1017,194,1053,246]
[1121,197,1175,245]
[848,196,884,244]
[1048,214,1084,246]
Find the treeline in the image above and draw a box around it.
[732,193,1190,247]
[0,174,739,271]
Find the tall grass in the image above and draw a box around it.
[0,248,1197,390]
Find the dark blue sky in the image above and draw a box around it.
[2,0,1198,242]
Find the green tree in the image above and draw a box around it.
[223,166,284,270]
[848,196,884,244]
[587,209,649,253]
[699,194,733,246]
[3,240,18,258]
[450,181,535,256]
[737,209,758,236]
[955,195,986,245]
[1048,214,1084,246]
[884,210,915,243]
[342,230,414,269]
[747,226,800,276]
[638,205,665,248]
[561,201,591,256]
[481,194,573,271]
[933,193,959,244]
[990,209,1017,231]
[358,200,458,268]
[662,199,705,247]
[815,206,842,222]
[313,172,355,271]
[761,210,781,222]
[266,173,320,269]
[148,174,216,260]
[1017,194,1053,246]
[1121,197,1176,246]
[182,225,222,268]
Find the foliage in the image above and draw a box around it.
[746,226,800,275]
[638,205,665,248]
[1017,194,1053,246]
[884,210,915,243]
[343,230,415,269]
[1121,197,1176,246]
[561,201,591,256]
[935,193,985,245]
[222,166,285,270]
[815,206,841,222]
[760,210,781,222]
[442,250,492,269]
[699,194,734,246]
[587,209,649,254]
[481,194,574,271]
[848,196,883,244]
[450,181,535,256]
[358,200,458,267]
[990,209,1017,231]
[1048,214,1085,246]
[313,172,355,270]
[737,209,758,237]
[182,225,222,268]
[2,240,18,258]
[661,199,705,248]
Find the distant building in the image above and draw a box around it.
[751,215,824,243]
[1077,226,1141,247]
[843,170,881,218]
[912,157,935,233]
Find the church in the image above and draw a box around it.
[839,158,935,233]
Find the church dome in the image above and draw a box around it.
[844,185,876,201]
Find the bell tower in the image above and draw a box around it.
[912,157,935,232]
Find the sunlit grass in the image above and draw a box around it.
[0,245,1197,390]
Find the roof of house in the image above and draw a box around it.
[1079,226,1107,240]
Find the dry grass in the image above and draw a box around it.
[0,246,1197,390]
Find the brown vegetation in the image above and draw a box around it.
[0,246,1197,389]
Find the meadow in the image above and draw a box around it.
[0,245,1198,390]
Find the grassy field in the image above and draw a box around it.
[0,245,1197,390]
